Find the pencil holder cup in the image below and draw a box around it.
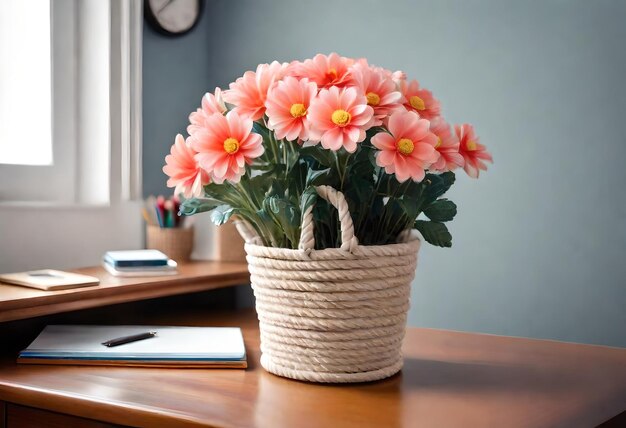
[146,225,194,263]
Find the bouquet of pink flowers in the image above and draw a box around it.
[163,53,492,249]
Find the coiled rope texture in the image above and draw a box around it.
[235,185,420,383]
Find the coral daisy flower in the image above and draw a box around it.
[371,110,439,182]
[187,88,227,135]
[223,61,289,121]
[292,53,354,89]
[391,70,406,85]
[351,63,402,126]
[163,134,210,198]
[400,79,441,120]
[429,118,465,172]
[191,111,264,183]
[307,86,374,153]
[455,123,493,178]
[265,77,317,141]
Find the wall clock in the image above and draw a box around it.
[144,0,202,36]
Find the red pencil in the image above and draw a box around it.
[156,195,166,228]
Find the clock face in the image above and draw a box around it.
[146,0,201,36]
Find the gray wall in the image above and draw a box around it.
[143,0,626,347]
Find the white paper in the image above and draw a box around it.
[22,325,246,360]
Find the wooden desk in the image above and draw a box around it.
[0,261,250,322]
[0,309,624,427]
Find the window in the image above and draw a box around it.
[0,0,75,203]
[0,0,144,272]
[0,0,52,166]
[0,0,142,205]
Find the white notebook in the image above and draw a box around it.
[0,269,99,291]
[19,325,247,368]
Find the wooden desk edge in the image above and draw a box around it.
[0,383,215,428]
[0,262,250,323]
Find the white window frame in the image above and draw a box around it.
[0,0,144,272]
[0,0,77,203]
[0,0,142,206]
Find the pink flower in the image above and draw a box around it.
[223,61,289,121]
[307,86,374,152]
[455,123,492,178]
[400,79,441,120]
[187,88,227,135]
[265,77,317,141]
[292,53,354,89]
[191,111,264,183]
[429,118,465,172]
[163,134,210,198]
[391,70,407,86]
[371,110,439,182]
[351,63,402,125]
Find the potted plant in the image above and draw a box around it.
[163,53,492,382]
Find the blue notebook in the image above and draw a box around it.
[104,250,170,268]
[18,325,247,368]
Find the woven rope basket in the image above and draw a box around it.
[235,185,420,383]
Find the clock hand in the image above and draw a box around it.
[156,0,175,15]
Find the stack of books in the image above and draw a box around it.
[103,250,178,277]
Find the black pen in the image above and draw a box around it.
[101,331,157,347]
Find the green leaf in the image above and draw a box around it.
[306,167,334,186]
[210,205,236,226]
[248,168,276,186]
[346,175,374,206]
[383,199,413,241]
[312,198,338,249]
[347,146,375,180]
[300,186,317,215]
[423,199,457,222]
[300,146,335,168]
[202,182,240,206]
[367,146,377,167]
[403,180,423,200]
[379,173,403,196]
[399,197,420,222]
[283,140,301,171]
[178,198,222,216]
[286,160,307,200]
[365,126,387,137]
[263,195,300,247]
[266,196,295,219]
[252,121,270,140]
[266,180,286,198]
[414,220,452,247]
[422,172,456,202]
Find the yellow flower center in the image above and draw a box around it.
[366,92,380,106]
[327,68,338,79]
[435,137,442,149]
[466,140,477,151]
[409,95,426,111]
[223,137,240,154]
[331,109,351,127]
[397,138,414,155]
[290,103,307,118]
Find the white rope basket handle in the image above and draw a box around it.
[233,219,263,245]
[232,186,358,252]
[298,185,359,254]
